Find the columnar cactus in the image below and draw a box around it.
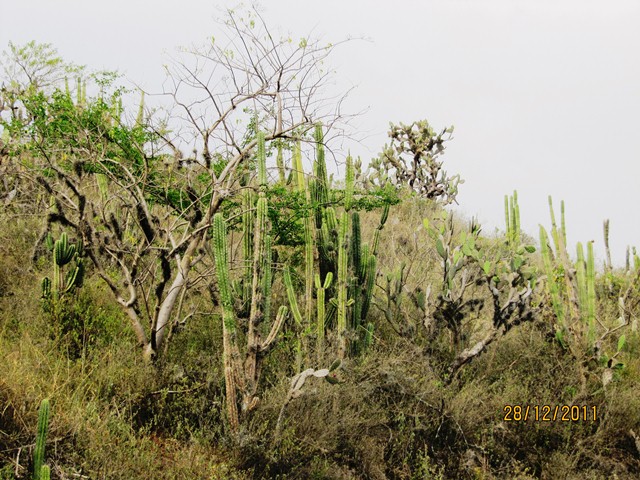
[542,199,603,351]
[212,213,239,432]
[42,232,84,301]
[241,187,255,312]
[504,191,520,249]
[315,272,333,360]
[336,212,349,357]
[212,132,294,432]
[299,125,388,358]
[540,226,566,330]
[34,398,50,480]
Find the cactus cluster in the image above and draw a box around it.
[309,125,386,358]
[213,127,392,431]
[539,196,604,351]
[42,232,84,301]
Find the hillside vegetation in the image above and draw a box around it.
[1,12,640,480]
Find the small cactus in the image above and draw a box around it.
[34,398,50,480]
[42,232,84,302]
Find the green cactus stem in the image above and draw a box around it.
[540,226,565,328]
[212,213,239,433]
[284,266,304,328]
[312,124,329,229]
[336,212,349,357]
[276,140,286,184]
[344,154,354,212]
[34,398,50,480]
[284,265,304,371]
[504,191,520,248]
[315,272,332,360]
[43,232,84,302]
[586,241,596,346]
[576,243,588,320]
[262,235,273,325]
[372,203,390,257]
[242,187,255,311]
[40,465,51,480]
[360,253,377,323]
[603,219,612,273]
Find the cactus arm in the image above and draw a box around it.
[260,305,288,352]
[372,203,390,257]
[284,266,304,327]
[360,253,377,323]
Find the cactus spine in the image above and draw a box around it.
[34,398,50,480]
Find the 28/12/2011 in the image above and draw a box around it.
[503,405,597,422]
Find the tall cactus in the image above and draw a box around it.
[585,241,596,346]
[212,132,292,432]
[304,124,387,358]
[212,213,239,432]
[336,212,349,357]
[540,226,565,329]
[547,197,577,316]
[344,153,354,212]
[34,398,50,480]
[241,187,255,313]
[505,191,520,249]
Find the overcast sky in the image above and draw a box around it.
[3,0,639,267]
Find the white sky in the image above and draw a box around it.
[2,0,639,267]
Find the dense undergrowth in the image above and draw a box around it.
[2,197,640,479]
[2,19,640,480]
